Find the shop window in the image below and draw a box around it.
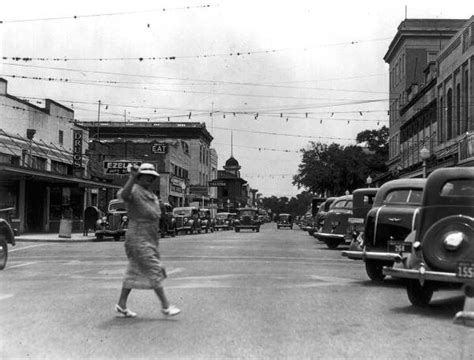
[32,156,47,170]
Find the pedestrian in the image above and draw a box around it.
[115,163,181,318]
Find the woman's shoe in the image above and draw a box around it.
[161,305,181,316]
[115,304,137,318]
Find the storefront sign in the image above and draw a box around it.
[151,143,168,154]
[103,160,142,175]
[72,130,83,169]
[209,180,227,187]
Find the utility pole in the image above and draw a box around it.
[96,100,101,140]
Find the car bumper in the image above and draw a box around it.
[95,229,126,236]
[342,250,403,262]
[313,232,345,242]
[383,266,469,284]
[235,225,259,229]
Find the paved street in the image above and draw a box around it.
[1,223,473,359]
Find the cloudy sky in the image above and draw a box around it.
[1,0,472,197]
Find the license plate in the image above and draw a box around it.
[457,262,474,279]
[388,241,412,253]
[348,217,364,224]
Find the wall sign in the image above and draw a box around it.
[72,130,83,169]
[151,143,168,154]
[103,160,142,175]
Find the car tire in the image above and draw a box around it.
[326,241,340,249]
[406,280,433,307]
[365,260,386,282]
[113,235,121,242]
[256,227,260,232]
[96,234,104,242]
[0,234,8,270]
[171,228,176,237]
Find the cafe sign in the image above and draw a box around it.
[72,130,83,169]
[103,160,141,175]
[151,143,168,154]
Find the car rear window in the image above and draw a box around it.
[239,210,256,216]
[384,189,423,204]
[173,209,192,216]
[440,180,474,197]
[332,200,352,209]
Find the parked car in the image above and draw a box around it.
[383,168,474,310]
[342,180,425,281]
[313,195,353,249]
[160,202,177,237]
[277,213,293,229]
[312,197,337,236]
[234,208,261,232]
[95,199,128,241]
[215,212,233,231]
[199,208,215,233]
[173,206,201,234]
[0,207,16,270]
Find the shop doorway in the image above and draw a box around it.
[26,182,45,232]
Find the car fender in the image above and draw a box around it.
[0,218,15,245]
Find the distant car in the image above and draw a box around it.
[277,213,293,229]
[199,208,215,233]
[173,207,201,234]
[95,199,128,241]
[234,208,261,232]
[0,207,16,270]
[342,180,424,281]
[384,168,474,309]
[215,212,233,231]
[312,197,337,235]
[160,202,177,237]
[313,195,353,249]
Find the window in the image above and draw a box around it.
[456,84,461,136]
[427,51,437,63]
[58,130,64,145]
[31,156,47,170]
[441,180,474,197]
[385,189,423,205]
[447,89,453,140]
[463,70,469,133]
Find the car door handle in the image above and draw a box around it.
[388,217,401,222]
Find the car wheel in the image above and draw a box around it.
[0,234,8,270]
[205,228,208,233]
[365,260,386,282]
[256,227,260,232]
[113,235,121,242]
[171,228,176,237]
[277,226,280,229]
[96,234,104,242]
[406,280,434,307]
[326,241,340,249]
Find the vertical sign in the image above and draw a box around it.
[73,130,83,169]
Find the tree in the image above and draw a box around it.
[292,127,389,196]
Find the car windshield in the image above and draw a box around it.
[280,214,290,219]
[384,189,423,204]
[173,208,192,216]
[440,180,474,197]
[239,210,256,216]
[199,211,210,216]
[109,202,127,212]
[332,200,352,209]
[216,214,229,219]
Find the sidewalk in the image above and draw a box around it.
[15,232,96,242]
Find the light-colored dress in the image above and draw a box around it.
[118,184,166,289]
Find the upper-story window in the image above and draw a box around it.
[427,51,437,63]
[58,130,64,145]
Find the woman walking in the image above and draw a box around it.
[115,163,181,318]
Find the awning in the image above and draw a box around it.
[0,164,121,189]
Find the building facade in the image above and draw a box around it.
[81,121,217,207]
[384,18,474,179]
[0,78,120,234]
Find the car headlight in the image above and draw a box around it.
[121,215,128,222]
[102,216,107,222]
[443,231,465,251]
[184,217,188,222]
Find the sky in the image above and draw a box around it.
[1,0,472,197]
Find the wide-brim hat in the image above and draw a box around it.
[137,163,160,177]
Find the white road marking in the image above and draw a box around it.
[0,294,14,301]
[10,244,52,252]
[6,261,38,269]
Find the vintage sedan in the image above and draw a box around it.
[384,168,474,314]
[312,197,337,236]
[95,199,128,241]
[234,208,261,232]
[215,212,233,231]
[342,179,425,281]
[160,202,177,237]
[277,213,293,229]
[313,195,353,249]
[173,206,201,234]
[0,207,16,270]
[199,208,215,233]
